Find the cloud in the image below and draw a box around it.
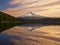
[10,0,21,4]
[2,0,60,17]
[0,0,21,10]
[19,0,40,6]
[25,0,60,9]
[40,0,60,7]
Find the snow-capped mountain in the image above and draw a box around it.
[18,12,46,20]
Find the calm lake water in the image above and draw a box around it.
[0,23,60,45]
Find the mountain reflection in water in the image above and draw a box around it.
[0,22,60,33]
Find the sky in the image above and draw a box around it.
[0,0,60,17]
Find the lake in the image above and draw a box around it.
[0,23,60,45]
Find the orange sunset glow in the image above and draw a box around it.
[2,0,60,17]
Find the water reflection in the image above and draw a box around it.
[0,23,42,32]
[0,23,60,45]
[19,23,60,31]
[0,23,16,32]
[0,22,60,33]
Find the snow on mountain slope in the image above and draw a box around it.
[18,12,46,20]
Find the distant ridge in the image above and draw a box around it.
[0,11,20,33]
[0,11,16,21]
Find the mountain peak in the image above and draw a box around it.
[22,12,38,17]
[18,12,46,20]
